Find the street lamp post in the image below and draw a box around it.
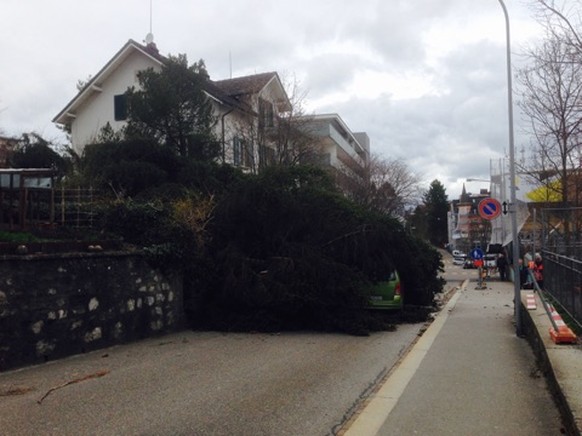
[497,0,522,336]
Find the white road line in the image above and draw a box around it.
[343,281,466,436]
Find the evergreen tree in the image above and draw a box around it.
[10,132,71,175]
[423,179,449,247]
[407,204,428,240]
[125,55,219,161]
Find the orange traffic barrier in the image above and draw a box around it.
[548,304,577,344]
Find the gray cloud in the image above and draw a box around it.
[0,0,542,200]
[318,38,517,195]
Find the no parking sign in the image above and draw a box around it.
[478,198,502,220]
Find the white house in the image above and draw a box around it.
[52,38,291,171]
[298,113,370,185]
[52,37,373,187]
[211,72,292,171]
[53,40,165,153]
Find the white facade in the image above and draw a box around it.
[54,40,164,154]
[53,40,291,169]
[53,39,375,184]
[213,73,291,171]
[299,114,370,181]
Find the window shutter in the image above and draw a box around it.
[114,94,127,121]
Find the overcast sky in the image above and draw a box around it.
[0,0,545,198]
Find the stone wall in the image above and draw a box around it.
[0,251,183,371]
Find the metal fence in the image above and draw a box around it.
[0,184,102,231]
[54,186,101,229]
[540,207,582,258]
[542,249,582,330]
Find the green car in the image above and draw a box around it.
[368,270,403,310]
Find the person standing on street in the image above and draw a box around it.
[533,253,544,289]
[518,259,530,289]
[497,253,507,281]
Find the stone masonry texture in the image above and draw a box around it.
[0,251,183,371]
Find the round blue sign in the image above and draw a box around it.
[470,248,484,260]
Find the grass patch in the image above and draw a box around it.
[0,231,41,243]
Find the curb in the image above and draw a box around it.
[521,292,581,436]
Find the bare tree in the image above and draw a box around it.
[532,1,582,51]
[268,77,323,166]
[346,154,421,217]
[517,32,582,207]
[227,76,322,173]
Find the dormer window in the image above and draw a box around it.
[114,94,128,121]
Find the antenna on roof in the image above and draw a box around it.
[145,0,154,45]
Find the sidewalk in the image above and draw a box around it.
[344,279,580,435]
[522,287,582,435]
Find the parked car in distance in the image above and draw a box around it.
[453,256,465,265]
[368,270,402,310]
[452,250,466,266]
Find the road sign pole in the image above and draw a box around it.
[471,248,486,290]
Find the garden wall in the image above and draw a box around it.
[0,250,183,371]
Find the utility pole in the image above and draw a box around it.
[497,0,522,336]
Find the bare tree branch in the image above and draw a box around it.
[535,0,582,49]
[517,28,582,207]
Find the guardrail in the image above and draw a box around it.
[529,267,577,344]
[541,250,582,332]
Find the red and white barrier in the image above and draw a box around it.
[525,292,537,310]
[548,304,577,344]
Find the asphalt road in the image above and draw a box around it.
[441,254,478,286]
[1,252,473,436]
[0,326,426,435]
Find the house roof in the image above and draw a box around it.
[53,40,290,126]
[204,80,254,114]
[213,72,278,96]
[53,39,166,124]
[213,72,292,111]
[0,135,18,145]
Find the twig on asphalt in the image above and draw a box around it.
[37,369,109,404]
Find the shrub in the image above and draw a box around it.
[10,133,72,175]
[81,139,183,195]
[102,161,168,197]
[96,164,443,334]
[189,165,443,333]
